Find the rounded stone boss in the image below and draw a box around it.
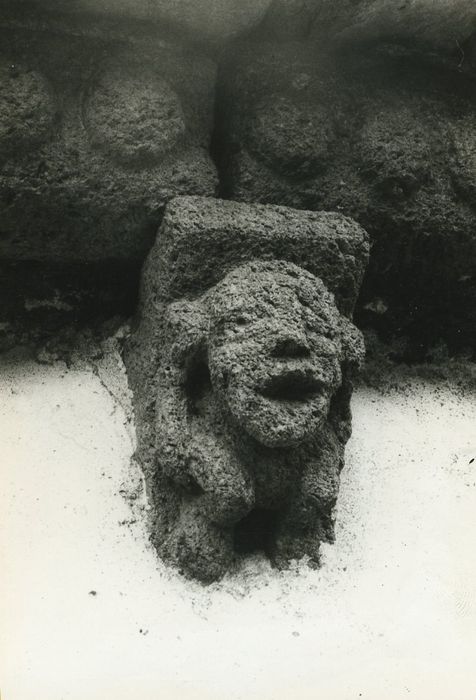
[125,196,369,583]
[0,17,217,263]
[216,40,476,353]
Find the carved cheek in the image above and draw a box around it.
[309,353,340,391]
[208,345,236,389]
[0,60,56,154]
[209,342,253,403]
[83,68,186,167]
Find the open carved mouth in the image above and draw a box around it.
[259,370,322,402]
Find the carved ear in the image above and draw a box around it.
[339,316,365,373]
[163,299,209,361]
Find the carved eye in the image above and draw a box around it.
[223,314,250,332]
[0,59,56,155]
[216,312,251,335]
[83,63,186,167]
[234,316,249,326]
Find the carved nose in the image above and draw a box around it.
[272,335,310,359]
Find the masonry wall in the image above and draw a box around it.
[1,0,475,357]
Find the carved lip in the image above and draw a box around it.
[258,370,322,402]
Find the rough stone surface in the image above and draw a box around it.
[217,42,476,353]
[0,62,57,157]
[0,19,217,263]
[311,0,476,53]
[259,0,320,39]
[2,0,272,44]
[84,68,186,168]
[125,196,368,582]
[261,0,476,50]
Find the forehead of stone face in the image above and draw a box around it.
[203,260,341,339]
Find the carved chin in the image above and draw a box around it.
[227,387,329,448]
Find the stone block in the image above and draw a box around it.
[125,195,369,582]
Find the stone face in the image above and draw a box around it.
[0,20,217,263]
[217,42,476,352]
[125,196,369,582]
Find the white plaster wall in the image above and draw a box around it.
[1,350,476,700]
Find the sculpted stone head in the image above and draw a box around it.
[126,197,369,582]
[179,260,362,447]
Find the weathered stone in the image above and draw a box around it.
[3,0,272,44]
[125,196,369,582]
[216,42,476,353]
[0,62,56,157]
[0,18,217,264]
[259,0,319,39]
[261,0,476,50]
[311,0,476,53]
